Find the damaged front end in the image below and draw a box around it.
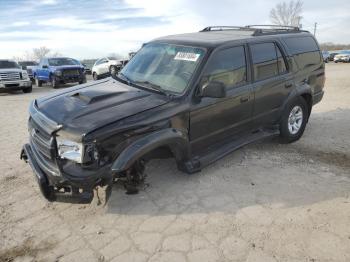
[20,101,113,204]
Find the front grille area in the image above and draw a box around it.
[0,71,20,81]
[28,117,59,175]
[63,69,80,77]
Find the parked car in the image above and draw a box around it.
[82,63,92,75]
[34,57,86,88]
[0,60,32,93]
[92,57,128,80]
[334,50,350,63]
[18,61,38,82]
[21,25,325,204]
[329,52,339,61]
[322,50,330,63]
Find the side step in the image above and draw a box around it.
[184,129,279,174]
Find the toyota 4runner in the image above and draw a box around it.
[21,25,325,204]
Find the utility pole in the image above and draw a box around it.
[313,22,317,37]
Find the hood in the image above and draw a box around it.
[36,78,170,135]
[335,54,350,58]
[0,68,23,73]
[49,65,84,70]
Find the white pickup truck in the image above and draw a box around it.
[0,60,32,93]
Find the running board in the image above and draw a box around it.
[184,129,279,174]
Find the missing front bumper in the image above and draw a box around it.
[21,144,94,204]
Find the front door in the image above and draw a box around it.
[190,45,254,153]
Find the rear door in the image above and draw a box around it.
[249,41,292,126]
[190,45,254,153]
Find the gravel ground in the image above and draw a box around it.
[0,64,349,262]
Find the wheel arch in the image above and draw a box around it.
[300,92,313,119]
[111,128,190,173]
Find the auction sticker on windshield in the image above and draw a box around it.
[174,52,200,62]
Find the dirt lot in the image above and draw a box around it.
[0,64,349,262]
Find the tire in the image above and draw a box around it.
[279,97,309,143]
[51,76,59,89]
[109,66,118,77]
[79,75,87,84]
[35,77,42,87]
[23,85,32,93]
[93,72,99,81]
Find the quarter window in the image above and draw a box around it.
[202,46,247,89]
[284,36,321,69]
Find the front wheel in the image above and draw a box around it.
[79,76,87,84]
[279,97,309,143]
[23,85,32,93]
[51,76,59,89]
[35,77,42,87]
[93,72,99,81]
[109,66,118,77]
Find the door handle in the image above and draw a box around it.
[240,96,249,103]
[285,83,293,88]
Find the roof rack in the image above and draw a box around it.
[200,25,302,36]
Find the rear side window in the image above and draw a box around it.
[284,36,321,70]
[250,43,278,81]
[202,46,247,89]
[250,42,288,81]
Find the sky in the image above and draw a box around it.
[0,0,349,60]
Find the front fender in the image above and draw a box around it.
[111,128,190,172]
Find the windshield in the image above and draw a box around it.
[119,43,205,94]
[0,61,20,69]
[48,58,80,66]
[18,61,37,66]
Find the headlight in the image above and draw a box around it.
[56,137,83,163]
[54,70,62,76]
[22,71,29,79]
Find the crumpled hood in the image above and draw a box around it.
[36,78,170,134]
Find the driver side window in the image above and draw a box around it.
[201,46,247,89]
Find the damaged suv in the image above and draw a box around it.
[21,26,325,204]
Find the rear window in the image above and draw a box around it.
[284,36,321,70]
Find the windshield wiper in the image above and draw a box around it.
[134,81,169,96]
[118,72,133,85]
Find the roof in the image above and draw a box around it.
[152,26,312,48]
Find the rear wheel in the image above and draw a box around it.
[35,77,42,87]
[279,97,309,143]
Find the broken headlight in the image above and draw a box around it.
[56,138,83,163]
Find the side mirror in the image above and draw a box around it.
[42,65,48,69]
[200,81,226,98]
